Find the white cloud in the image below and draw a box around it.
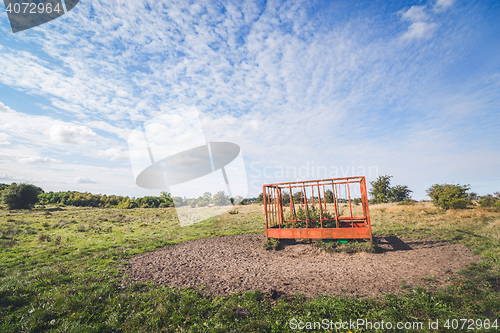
[0,102,12,113]
[401,6,429,22]
[96,147,129,162]
[0,151,58,165]
[17,155,58,164]
[49,124,96,144]
[0,174,14,181]
[75,177,98,184]
[0,133,10,145]
[399,4,443,40]
[433,0,456,12]
[402,21,439,40]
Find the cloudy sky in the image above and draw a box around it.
[0,0,499,200]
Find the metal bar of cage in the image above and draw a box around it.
[263,176,372,241]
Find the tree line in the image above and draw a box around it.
[1,179,498,210]
[0,183,255,210]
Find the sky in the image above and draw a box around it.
[0,0,499,200]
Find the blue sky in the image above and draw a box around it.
[0,0,499,200]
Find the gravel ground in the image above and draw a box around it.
[125,234,481,298]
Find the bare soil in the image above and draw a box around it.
[125,234,482,298]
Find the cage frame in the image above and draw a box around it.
[263,176,372,241]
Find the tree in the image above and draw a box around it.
[292,191,304,204]
[257,193,272,204]
[233,195,244,205]
[324,189,334,203]
[369,175,413,203]
[0,183,8,193]
[160,191,174,207]
[117,198,138,209]
[1,183,43,209]
[369,175,392,203]
[426,184,471,209]
[212,191,230,206]
[389,185,413,202]
[281,192,291,206]
[173,196,186,207]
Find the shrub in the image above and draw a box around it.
[262,238,280,250]
[426,184,471,210]
[478,194,500,208]
[1,183,43,209]
[479,195,495,207]
[449,198,470,209]
[283,205,336,228]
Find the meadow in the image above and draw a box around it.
[0,202,499,332]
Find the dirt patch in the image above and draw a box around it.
[125,234,481,298]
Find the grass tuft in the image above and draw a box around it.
[313,240,377,254]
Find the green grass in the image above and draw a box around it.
[1,202,499,332]
[313,239,377,254]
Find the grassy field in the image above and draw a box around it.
[0,202,499,332]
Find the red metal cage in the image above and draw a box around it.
[263,176,372,241]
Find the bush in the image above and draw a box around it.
[449,198,470,209]
[479,194,500,207]
[262,238,280,250]
[1,183,43,209]
[426,184,471,210]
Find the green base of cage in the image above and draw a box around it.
[322,239,349,243]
